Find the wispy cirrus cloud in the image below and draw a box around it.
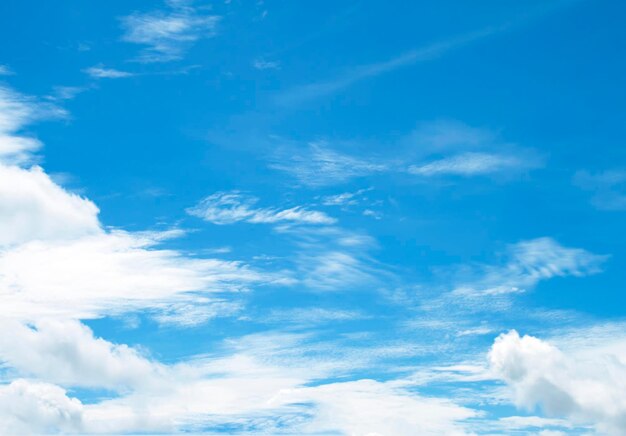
[84,65,133,79]
[187,191,336,225]
[0,65,13,76]
[408,151,535,176]
[574,169,626,210]
[121,1,219,62]
[275,26,502,106]
[269,141,388,187]
[253,59,280,70]
[0,86,66,164]
[268,122,541,187]
[453,237,607,297]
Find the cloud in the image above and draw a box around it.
[0,86,65,164]
[489,329,626,435]
[270,142,387,187]
[0,65,13,75]
[574,169,626,210]
[408,152,533,176]
[0,229,271,323]
[275,27,501,106]
[0,164,101,247]
[121,1,219,62]
[253,59,280,70]
[454,237,606,297]
[0,379,84,435]
[0,319,165,391]
[187,191,336,225]
[84,65,133,79]
[275,379,477,435]
[406,120,543,178]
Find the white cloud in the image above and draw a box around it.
[0,86,65,164]
[0,379,84,435]
[121,2,219,62]
[84,66,133,79]
[187,191,336,225]
[408,152,530,176]
[275,379,477,435]
[270,142,387,187]
[0,164,101,247]
[489,329,626,435]
[0,319,165,391]
[0,229,270,322]
[454,237,606,296]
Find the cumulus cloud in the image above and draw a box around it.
[0,164,100,247]
[121,1,219,62]
[187,191,336,225]
[0,319,164,391]
[489,330,626,435]
[0,379,84,435]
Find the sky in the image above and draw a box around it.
[0,0,625,434]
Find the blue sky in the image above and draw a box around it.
[1,0,626,434]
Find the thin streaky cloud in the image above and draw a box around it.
[84,66,133,79]
[0,65,13,75]
[187,191,336,225]
[408,152,534,176]
[275,26,504,106]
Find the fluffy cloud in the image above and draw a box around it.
[0,319,165,391]
[0,164,100,247]
[489,330,626,435]
[188,191,336,225]
[0,379,84,435]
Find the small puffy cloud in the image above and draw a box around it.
[84,65,133,79]
[121,1,219,62]
[187,191,336,225]
[489,330,626,435]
